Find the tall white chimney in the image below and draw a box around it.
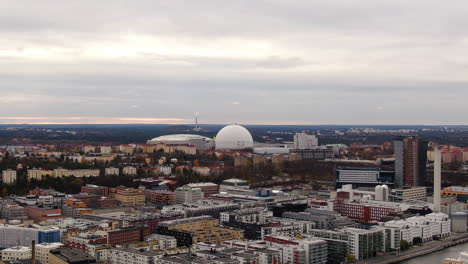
[434,146,441,212]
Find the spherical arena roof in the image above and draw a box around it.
[215,125,253,150]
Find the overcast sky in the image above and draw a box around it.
[1,0,467,125]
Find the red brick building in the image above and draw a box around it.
[145,190,175,204]
[106,227,150,246]
[66,234,108,251]
[81,185,109,197]
[333,200,401,222]
[25,206,64,222]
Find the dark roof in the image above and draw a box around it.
[50,248,96,263]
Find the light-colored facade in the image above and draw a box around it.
[28,168,42,180]
[105,167,120,176]
[114,188,145,207]
[123,166,138,176]
[159,216,244,245]
[119,144,135,154]
[293,132,318,149]
[53,168,100,178]
[109,248,163,264]
[100,146,112,154]
[384,212,451,244]
[265,236,328,264]
[2,169,17,184]
[1,246,31,262]
[175,187,204,204]
[35,242,64,264]
[393,187,427,202]
[83,145,96,153]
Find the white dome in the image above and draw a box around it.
[215,125,253,150]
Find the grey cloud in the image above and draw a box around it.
[0,0,467,124]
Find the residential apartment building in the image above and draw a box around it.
[109,248,163,264]
[100,146,112,154]
[2,169,17,184]
[35,242,64,264]
[105,167,120,176]
[53,168,100,178]
[123,166,138,176]
[265,235,328,264]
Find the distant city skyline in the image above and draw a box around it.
[1,1,467,125]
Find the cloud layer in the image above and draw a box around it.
[0,0,467,125]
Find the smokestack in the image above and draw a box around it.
[31,240,36,264]
[434,146,441,212]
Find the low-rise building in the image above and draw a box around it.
[184,182,220,197]
[110,247,163,264]
[146,190,175,204]
[157,216,244,247]
[1,246,31,262]
[25,206,63,222]
[49,248,97,264]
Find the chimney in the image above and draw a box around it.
[434,146,441,213]
[31,240,36,264]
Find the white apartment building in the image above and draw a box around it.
[175,187,203,204]
[105,167,120,176]
[100,146,112,154]
[53,168,100,178]
[158,166,172,176]
[2,169,17,184]
[146,234,177,249]
[109,248,163,264]
[267,236,327,264]
[384,212,451,244]
[35,242,63,264]
[220,207,272,224]
[119,144,135,154]
[27,168,43,180]
[123,166,137,176]
[293,132,318,149]
[83,145,96,153]
[1,246,31,262]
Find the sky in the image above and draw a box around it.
[0,0,467,125]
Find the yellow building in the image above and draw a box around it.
[158,216,244,245]
[442,186,468,201]
[114,187,145,207]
